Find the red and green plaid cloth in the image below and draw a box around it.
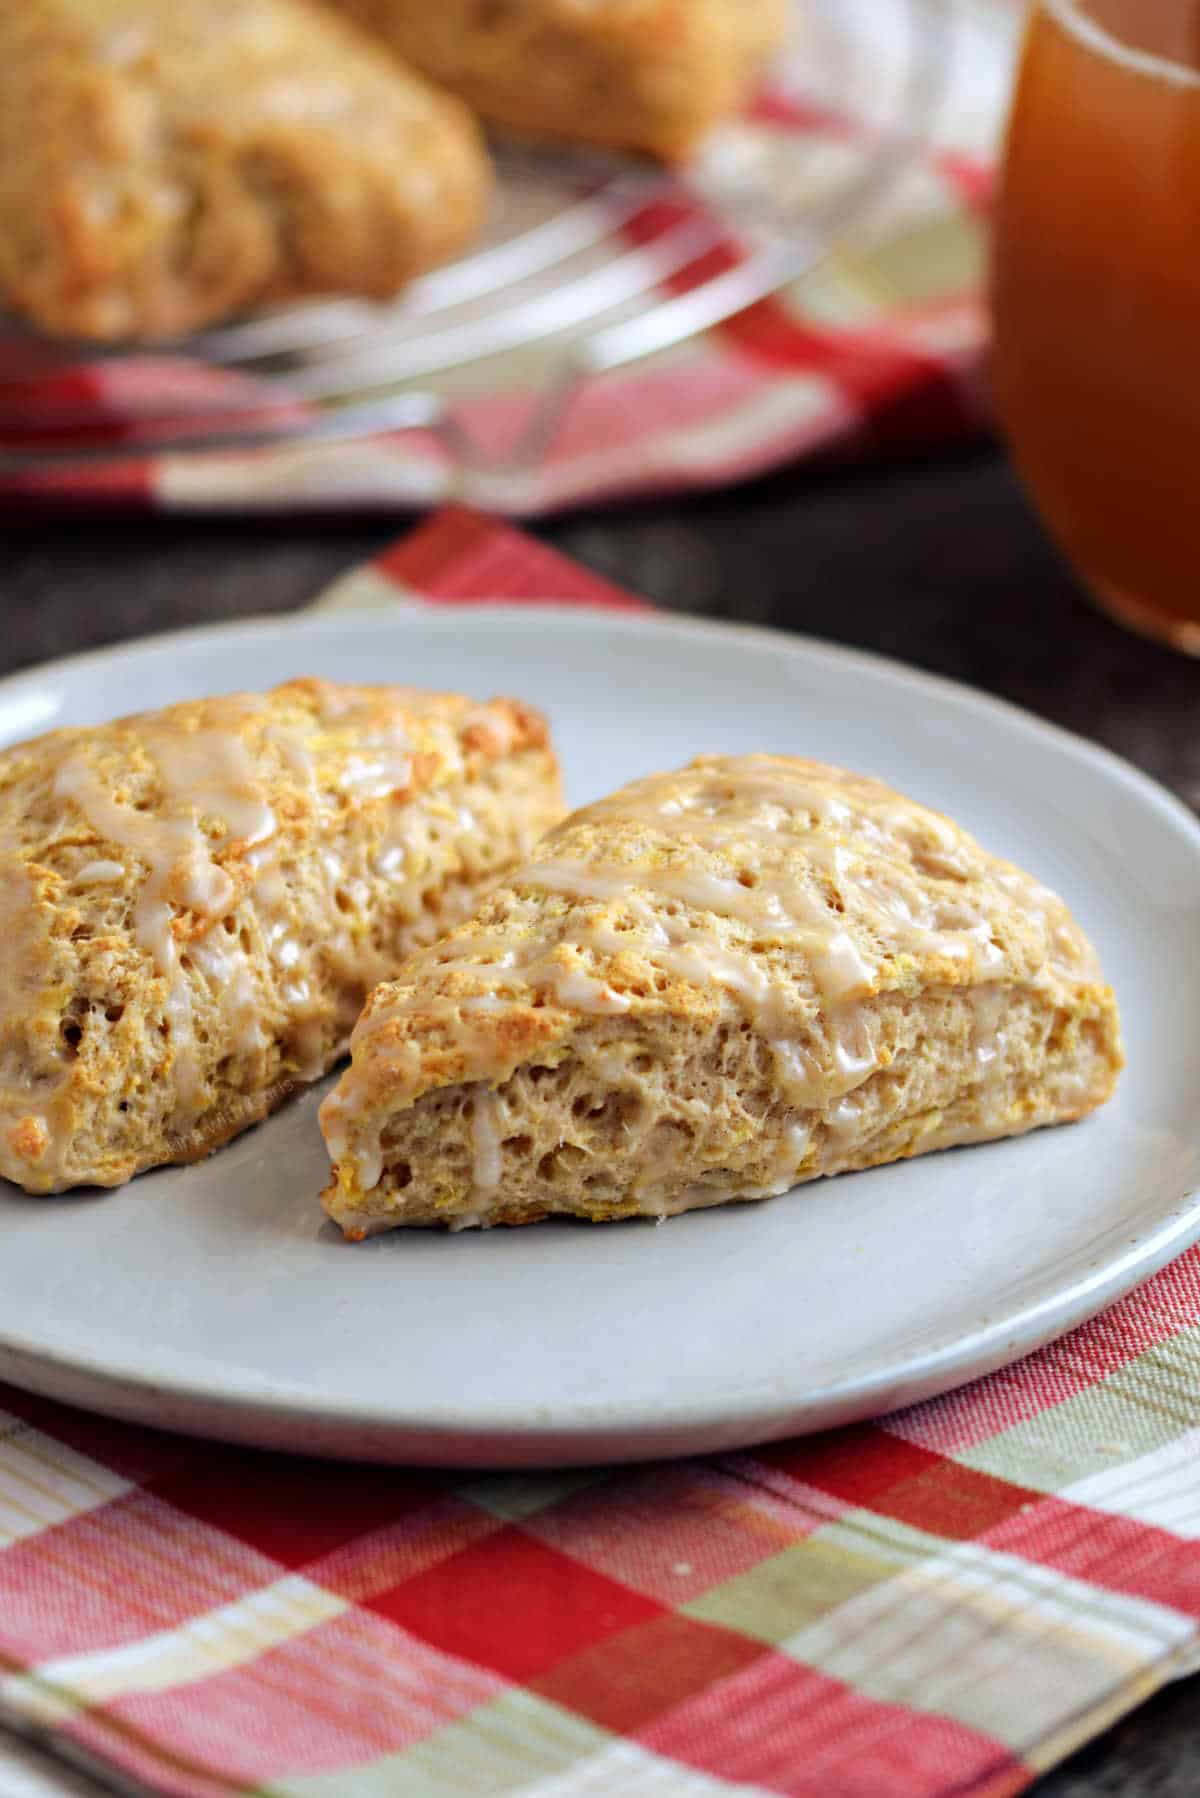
[0,2,1018,517]
[2,509,1200,1798]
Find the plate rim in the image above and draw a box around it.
[0,601,1197,850]
[2,603,1199,1465]
[3,1182,1200,1466]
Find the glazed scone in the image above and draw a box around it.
[0,0,490,341]
[0,680,562,1192]
[330,0,788,160]
[320,755,1123,1236]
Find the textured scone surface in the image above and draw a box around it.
[0,678,561,1192]
[332,0,787,159]
[0,0,489,340]
[321,755,1123,1235]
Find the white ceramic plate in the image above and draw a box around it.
[1,608,1198,1467]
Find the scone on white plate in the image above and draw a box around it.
[330,0,788,161]
[0,679,561,1192]
[320,754,1123,1237]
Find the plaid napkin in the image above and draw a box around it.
[3,507,1200,1798]
[0,1,1018,517]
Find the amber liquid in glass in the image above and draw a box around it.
[992,1,1200,650]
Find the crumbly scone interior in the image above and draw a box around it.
[332,986,1118,1234]
[321,756,1123,1235]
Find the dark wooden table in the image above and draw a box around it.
[4,446,1199,1796]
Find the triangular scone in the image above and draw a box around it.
[0,680,561,1192]
[320,755,1123,1237]
[0,0,489,341]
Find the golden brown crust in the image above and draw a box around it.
[0,678,562,1192]
[321,754,1123,1235]
[332,0,788,160]
[0,0,490,341]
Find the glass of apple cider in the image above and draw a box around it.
[992,1,1200,652]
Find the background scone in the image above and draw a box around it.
[0,679,561,1192]
[0,0,490,341]
[321,755,1123,1236]
[331,0,788,160]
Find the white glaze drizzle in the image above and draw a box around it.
[471,1087,503,1198]
[149,729,276,849]
[755,1119,814,1193]
[503,861,876,1104]
[52,722,280,1122]
[72,860,125,887]
[825,1088,870,1143]
[188,935,266,1063]
[969,983,1008,1072]
[303,686,416,802]
[340,741,413,803]
[525,865,874,1004]
[543,964,632,1015]
[243,844,328,1078]
[264,723,316,784]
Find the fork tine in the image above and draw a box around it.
[280,212,728,401]
[578,236,824,379]
[577,141,924,379]
[385,172,674,314]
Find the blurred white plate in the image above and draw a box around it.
[1,607,1197,1467]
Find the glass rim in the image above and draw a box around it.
[1043,0,1200,89]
